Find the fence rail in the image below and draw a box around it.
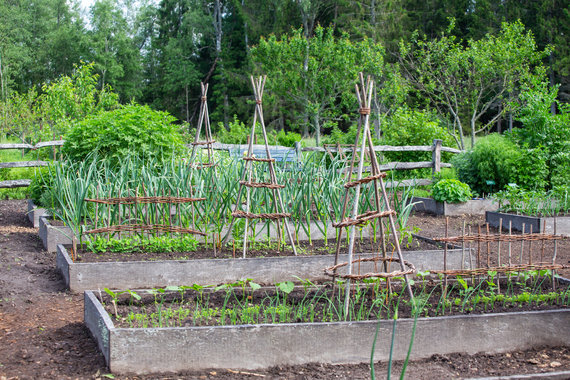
[1,139,461,189]
[0,140,63,189]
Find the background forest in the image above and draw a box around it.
[0,0,568,148]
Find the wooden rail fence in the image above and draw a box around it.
[0,140,64,188]
[0,139,460,189]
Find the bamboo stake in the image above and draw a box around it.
[461,220,465,270]
[552,217,557,290]
[508,220,512,266]
[444,217,448,297]
[331,112,364,293]
[518,223,525,282]
[468,225,474,282]
[477,224,481,269]
[486,223,491,269]
[497,218,502,294]
[540,219,546,263]
[342,83,371,317]
[528,224,533,266]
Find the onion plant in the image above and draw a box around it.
[40,150,420,251]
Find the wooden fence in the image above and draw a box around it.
[0,139,461,189]
[204,139,461,188]
[0,140,64,188]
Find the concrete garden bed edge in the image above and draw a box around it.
[84,290,570,374]
[58,244,470,292]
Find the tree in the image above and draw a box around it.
[399,20,549,149]
[89,0,141,101]
[251,26,385,146]
[152,0,211,122]
[0,0,88,97]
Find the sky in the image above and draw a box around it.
[79,0,95,13]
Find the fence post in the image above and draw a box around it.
[432,139,442,175]
[294,141,301,162]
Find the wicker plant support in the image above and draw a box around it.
[231,210,291,220]
[189,82,216,171]
[84,224,206,236]
[433,219,567,291]
[330,73,415,313]
[85,196,206,205]
[243,157,275,163]
[85,190,208,241]
[430,263,569,277]
[434,233,566,244]
[324,257,416,280]
[344,172,387,189]
[333,210,396,228]
[238,181,285,189]
[222,75,298,258]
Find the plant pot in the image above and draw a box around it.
[84,290,570,374]
[39,216,73,252]
[58,244,469,292]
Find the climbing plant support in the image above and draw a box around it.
[327,73,415,315]
[224,76,297,257]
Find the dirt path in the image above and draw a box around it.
[0,200,568,379]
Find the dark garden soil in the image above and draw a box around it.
[1,199,569,379]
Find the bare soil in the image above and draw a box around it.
[1,199,569,379]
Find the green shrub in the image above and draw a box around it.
[550,151,570,188]
[322,123,365,145]
[452,133,547,195]
[511,80,570,188]
[216,115,301,147]
[27,168,54,206]
[216,116,250,144]
[275,129,301,147]
[431,179,472,203]
[62,104,183,162]
[509,146,548,190]
[381,107,455,162]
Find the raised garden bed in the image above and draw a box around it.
[58,243,469,292]
[39,214,352,252]
[486,211,570,234]
[39,215,72,252]
[411,196,498,216]
[85,285,570,374]
[27,199,47,228]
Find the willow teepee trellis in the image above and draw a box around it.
[189,82,216,170]
[224,75,297,257]
[326,74,415,313]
